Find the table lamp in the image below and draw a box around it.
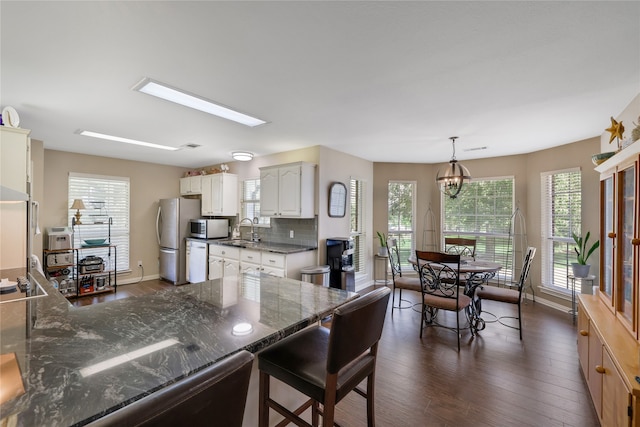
[70,199,86,225]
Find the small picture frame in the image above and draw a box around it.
[328,182,347,218]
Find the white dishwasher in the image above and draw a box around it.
[187,240,208,283]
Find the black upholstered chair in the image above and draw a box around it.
[476,246,536,340]
[415,250,472,351]
[388,240,421,309]
[444,237,477,259]
[258,287,391,427]
[87,350,254,427]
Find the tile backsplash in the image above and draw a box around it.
[244,217,317,247]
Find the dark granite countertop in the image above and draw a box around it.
[188,238,317,254]
[0,271,356,426]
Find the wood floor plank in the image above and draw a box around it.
[72,280,599,426]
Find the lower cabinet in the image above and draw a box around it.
[208,244,317,280]
[208,245,239,280]
[578,296,639,426]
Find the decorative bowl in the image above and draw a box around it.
[83,238,106,246]
[591,151,616,166]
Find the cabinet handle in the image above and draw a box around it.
[579,330,588,336]
[608,232,616,239]
[632,238,640,246]
[268,260,276,263]
[595,365,606,374]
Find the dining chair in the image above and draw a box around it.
[475,246,536,340]
[388,239,421,310]
[258,287,391,427]
[444,237,477,259]
[87,350,254,427]
[415,251,472,351]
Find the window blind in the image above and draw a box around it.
[350,178,367,275]
[541,168,581,290]
[388,181,415,270]
[442,177,514,280]
[69,172,130,271]
[241,178,269,225]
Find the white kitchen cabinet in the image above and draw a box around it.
[259,162,315,218]
[208,244,239,280]
[0,126,31,195]
[238,247,316,279]
[180,175,202,196]
[201,173,238,216]
[240,248,262,275]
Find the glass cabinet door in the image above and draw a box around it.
[601,175,614,304]
[617,163,636,329]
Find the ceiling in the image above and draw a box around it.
[1,1,639,168]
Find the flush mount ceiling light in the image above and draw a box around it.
[132,77,267,127]
[435,136,472,199]
[232,151,253,161]
[78,130,179,151]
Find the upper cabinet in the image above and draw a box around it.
[596,143,640,338]
[180,175,202,196]
[201,173,238,216]
[0,127,31,196]
[260,162,316,218]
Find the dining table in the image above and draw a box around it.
[408,255,502,332]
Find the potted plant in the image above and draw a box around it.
[572,231,599,278]
[376,232,388,256]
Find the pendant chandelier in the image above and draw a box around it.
[436,136,472,199]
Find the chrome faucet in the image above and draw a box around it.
[239,217,259,242]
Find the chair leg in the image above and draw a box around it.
[456,310,461,352]
[419,303,425,337]
[518,302,523,340]
[259,371,270,427]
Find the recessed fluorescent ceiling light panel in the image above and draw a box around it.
[132,78,267,127]
[78,130,179,151]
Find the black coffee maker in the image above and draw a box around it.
[326,237,355,291]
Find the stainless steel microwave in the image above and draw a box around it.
[189,219,228,239]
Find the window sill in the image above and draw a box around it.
[539,285,572,301]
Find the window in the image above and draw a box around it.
[350,178,367,276]
[241,178,269,225]
[387,181,415,270]
[442,177,514,281]
[541,168,581,291]
[69,173,130,271]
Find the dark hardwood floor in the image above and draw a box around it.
[71,280,599,426]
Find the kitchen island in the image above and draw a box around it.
[0,271,357,426]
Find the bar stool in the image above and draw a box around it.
[258,287,391,427]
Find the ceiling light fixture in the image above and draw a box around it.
[78,130,179,151]
[232,151,253,161]
[132,78,267,127]
[435,136,472,199]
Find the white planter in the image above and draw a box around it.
[378,247,388,257]
[572,263,591,278]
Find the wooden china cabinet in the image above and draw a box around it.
[578,141,640,426]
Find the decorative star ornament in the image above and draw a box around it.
[605,116,625,146]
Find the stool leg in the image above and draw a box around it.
[366,373,376,427]
[322,376,338,427]
[259,371,270,427]
[312,401,320,426]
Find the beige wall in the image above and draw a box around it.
[42,150,189,282]
[373,136,600,307]
[37,134,600,303]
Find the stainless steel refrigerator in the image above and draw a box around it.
[156,198,201,285]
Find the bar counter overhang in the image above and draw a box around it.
[0,271,357,426]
